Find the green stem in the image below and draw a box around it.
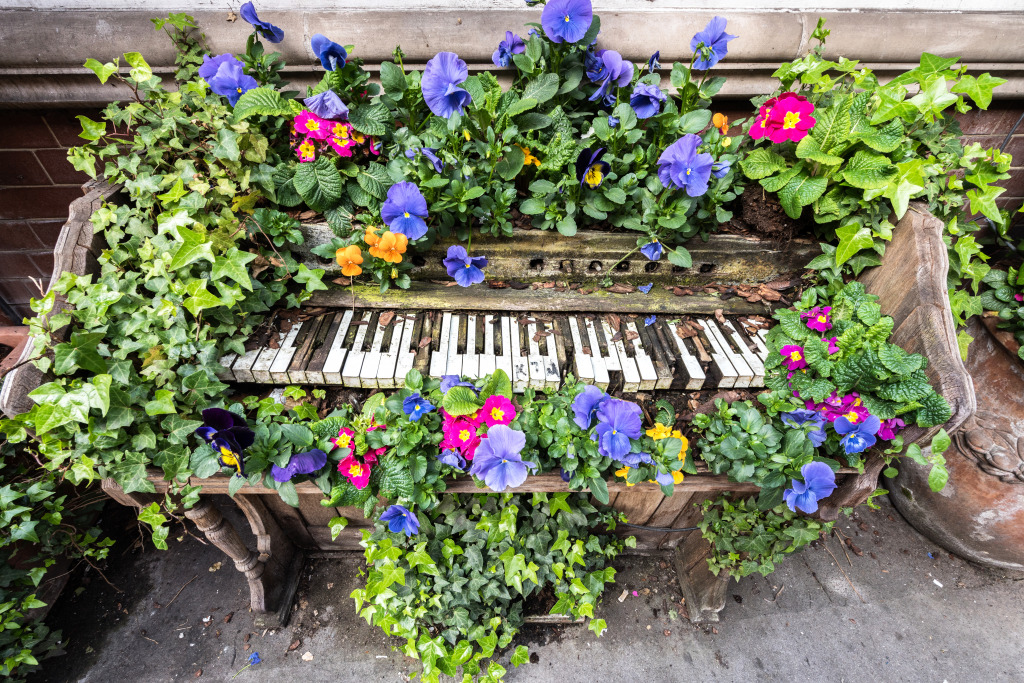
[606,244,641,273]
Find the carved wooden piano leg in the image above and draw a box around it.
[673,530,730,623]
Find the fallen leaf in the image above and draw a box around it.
[209,562,222,573]
[297,210,318,220]
[664,630,671,637]
[762,279,796,291]
[610,332,623,342]
[331,277,352,286]
[418,336,432,348]
[269,256,285,268]
[289,639,301,651]
[509,281,530,290]
[488,281,509,289]
[378,311,395,327]
[250,254,271,277]
[607,283,635,294]
[223,612,233,624]
[714,309,726,325]
[605,313,621,330]
[625,330,639,341]
[712,627,719,635]
[244,633,251,644]
[195,669,203,678]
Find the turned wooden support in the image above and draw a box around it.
[184,499,268,613]
[673,530,730,623]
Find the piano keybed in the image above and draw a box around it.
[217,310,773,393]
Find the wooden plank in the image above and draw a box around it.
[673,528,730,623]
[645,490,697,549]
[262,493,317,549]
[295,495,341,527]
[307,526,368,551]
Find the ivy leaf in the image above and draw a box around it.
[212,248,257,291]
[183,279,223,318]
[83,58,117,84]
[293,263,328,291]
[909,75,958,122]
[510,645,530,668]
[834,223,875,266]
[144,389,178,416]
[211,127,241,162]
[588,618,608,637]
[168,226,216,271]
[54,331,107,375]
[951,73,1006,110]
[294,157,343,212]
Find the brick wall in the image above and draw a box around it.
[0,108,94,321]
[0,102,1023,319]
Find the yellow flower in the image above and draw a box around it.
[463,129,472,141]
[721,136,732,149]
[614,466,635,487]
[646,423,673,440]
[516,144,541,167]
[672,470,685,484]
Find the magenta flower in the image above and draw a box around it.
[294,110,332,141]
[877,417,906,441]
[541,0,593,44]
[469,424,537,492]
[802,306,833,333]
[783,461,837,514]
[779,344,807,371]
[1016,293,1024,302]
[824,337,839,354]
[480,394,516,427]
[763,92,816,144]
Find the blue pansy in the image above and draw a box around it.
[402,392,435,421]
[834,414,881,455]
[422,52,473,118]
[492,31,526,67]
[443,245,488,287]
[644,315,656,327]
[198,54,238,80]
[638,282,653,294]
[380,505,420,536]
[781,409,827,447]
[657,134,714,197]
[469,425,537,492]
[541,0,593,43]
[630,83,666,119]
[641,240,662,261]
[405,147,444,173]
[648,50,661,72]
[240,2,284,43]
[783,461,837,514]
[247,652,262,666]
[690,16,736,70]
[311,34,347,71]
[608,115,619,128]
[303,90,349,120]
[571,384,609,430]
[270,449,327,483]
[711,159,731,179]
[615,450,653,468]
[594,398,643,460]
[440,375,478,392]
[206,58,258,106]
[587,50,632,104]
[438,448,466,470]
[381,181,429,240]
[575,147,610,189]
[560,467,572,482]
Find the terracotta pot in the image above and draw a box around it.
[888,317,1024,570]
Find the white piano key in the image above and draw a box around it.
[610,325,641,393]
[446,313,462,379]
[323,310,354,384]
[463,314,479,379]
[498,316,514,381]
[429,312,451,378]
[697,319,741,389]
[478,315,496,377]
[665,320,706,391]
[567,316,595,384]
[748,326,770,361]
[342,312,372,387]
[583,317,610,390]
[510,318,529,392]
[758,328,770,349]
[269,322,304,383]
[394,314,417,386]
[251,330,285,383]
[231,346,262,383]
[626,322,658,391]
[526,323,546,390]
[598,319,621,372]
[360,315,386,389]
[542,322,560,391]
[703,319,754,389]
[217,352,238,381]
[721,319,765,386]
[376,317,403,389]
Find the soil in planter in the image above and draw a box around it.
[737,184,816,242]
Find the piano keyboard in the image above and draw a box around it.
[217,310,773,393]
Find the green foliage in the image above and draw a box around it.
[981,266,1024,360]
[699,495,832,579]
[352,493,625,682]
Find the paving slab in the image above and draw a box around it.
[29,496,1024,683]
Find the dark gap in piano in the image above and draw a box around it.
[644,262,660,273]
[529,258,544,270]
[587,260,602,273]
[614,260,630,272]
[699,263,716,273]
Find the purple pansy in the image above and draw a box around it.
[240,2,284,43]
[440,375,478,392]
[381,181,429,240]
[443,245,488,287]
[657,134,714,197]
[571,384,609,430]
[303,91,349,120]
[541,0,593,43]
[781,409,827,447]
[616,451,653,468]
[594,398,643,460]
[380,505,420,536]
[195,407,255,476]
[576,147,610,189]
[641,240,662,261]
[402,392,435,422]
[271,449,327,482]
[438,448,466,470]
[654,470,675,487]
[711,160,731,179]
[638,282,653,294]
[206,58,258,106]
[405,147,444,173]
[608,115,619,128]
[311,34,347,71]
[834,414,881,455]
[630,83,666,119]
[783,461,837,514]
[648,51,661,72]
[587,50,633,104]
[493,31,526,67]
[690,16,737,70]
[422,52,472,118]
[560,467,572,482]
[198,54,238,80]
[469,424,537,492]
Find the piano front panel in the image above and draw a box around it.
[218,309,774,394]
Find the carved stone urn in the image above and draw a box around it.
[888,316,1024,571]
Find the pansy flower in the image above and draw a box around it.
[802,306,833,333]
[469,424,537,492]
[541,0,593,43]
[195,408,255,477]
[330,427,356,451]
[402,392,435,421]
[481,394,516,427]
[381,182,429,240]
[615,450,653,468]
[405,147,444,173]
[646,423,673,440]
[311,34,347,71]
[783,461,837,514]
[368,230,408,264]
[575,147,610,189]
[834,414,881,455]
[877,417,905,441]
[712,113,729,134]
[240,2,284,43]
[630,83,666,119]
[438,448,466,470]
[492,31,526,67]
[380,505,420,536]
[779,344,807,371]
[303,90,348,121]
[571,384,609,430]
[711,160,731,179]
[648,50,661,73]
[422,52,472,118]
[440,375,478,393]
[294,111,332,141]
[690,16,736,70]
[338,454,372,489]
[644,315,656,326]
[657,134,714,197]
[517,145,541,167]
[335,245,363,277]
[608,115,620,128]
[207,58,258,106]
[594,399,643,460]
[443,245,488,287]
[198,54,238,80]
[271,449,327,482]
[587,50,633,105]
[641,240,662,261]
[781,409,827,447]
